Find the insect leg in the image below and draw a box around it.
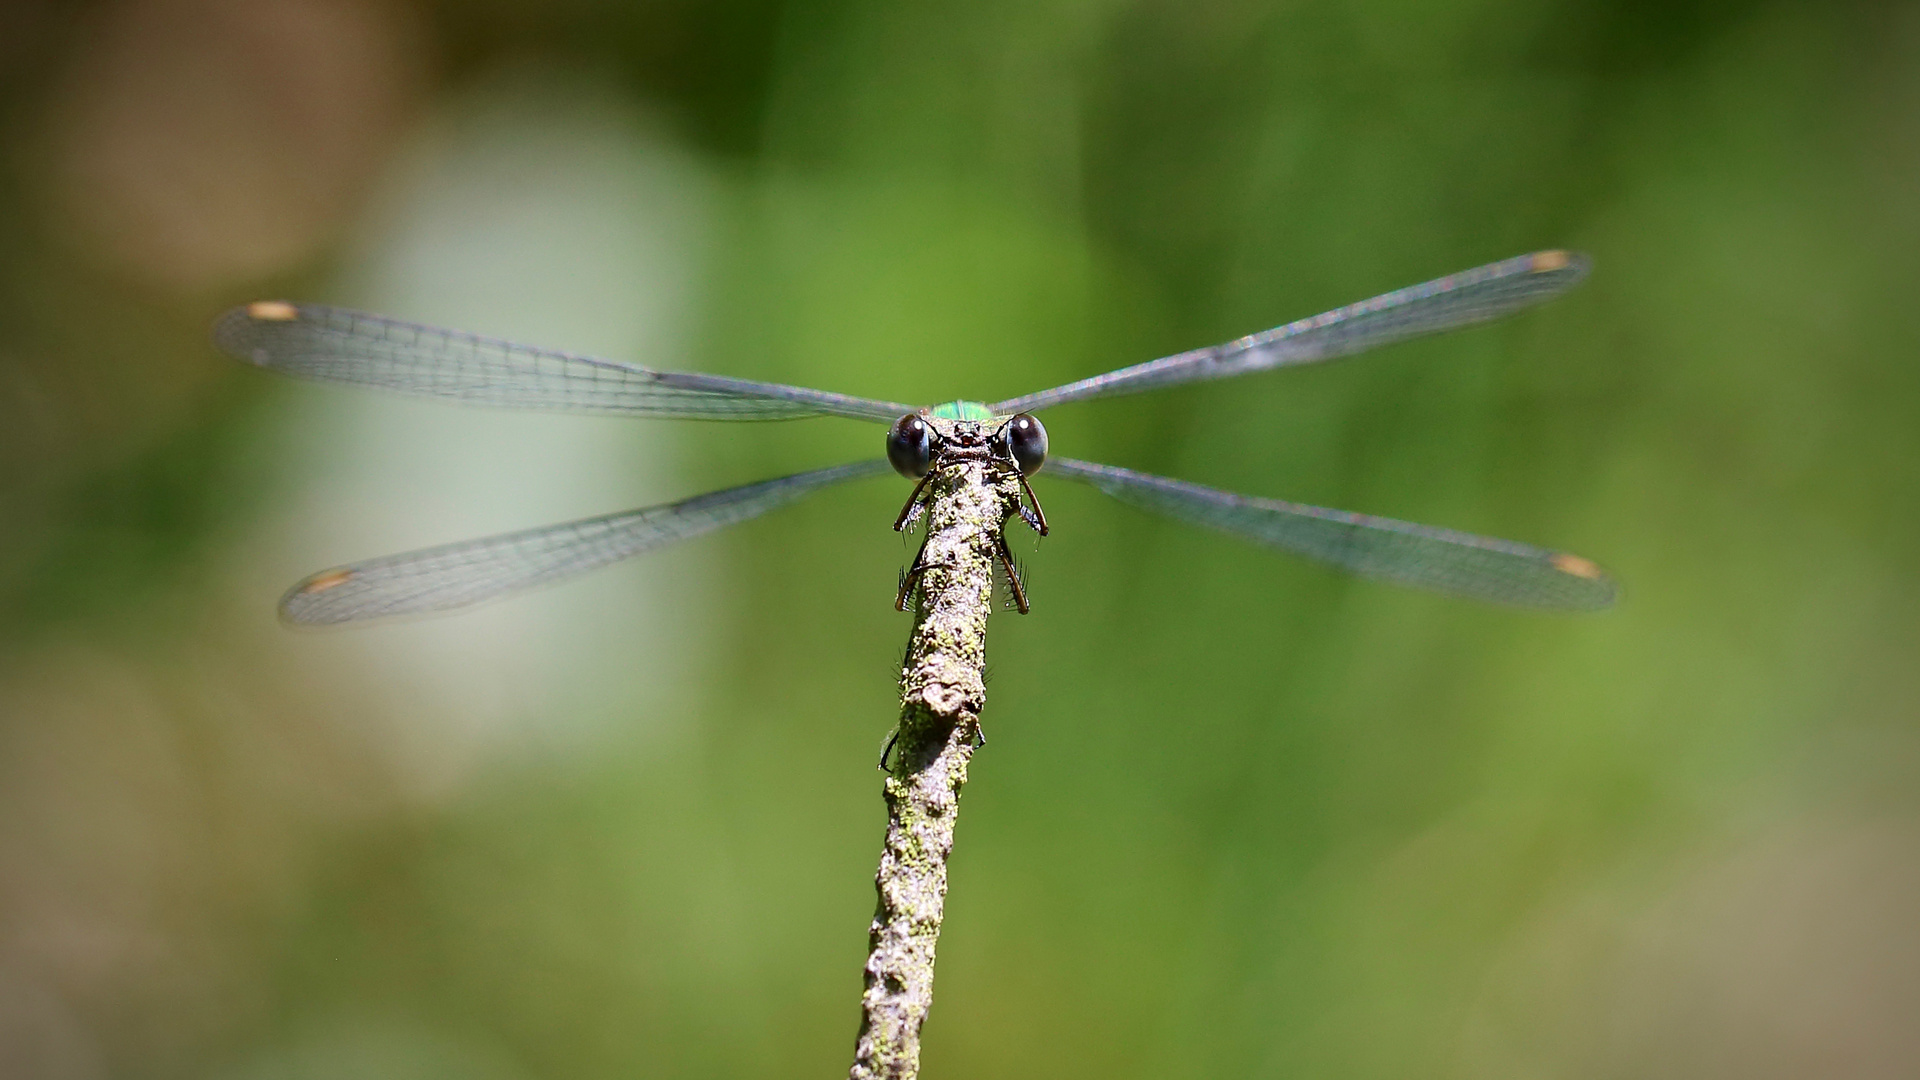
[892,472,934,532]
[1016,474,1048,535]
[895,531,935,612]
[994,528,1031,614]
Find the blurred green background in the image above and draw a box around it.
[4,1,1919,1077]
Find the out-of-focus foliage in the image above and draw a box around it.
[3,1,1919,1078]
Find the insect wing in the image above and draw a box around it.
[282,460,891,624]
[1045,457,1614,610]
[992,251,1588,414]
[216,302,914,422]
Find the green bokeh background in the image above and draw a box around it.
[4,1,1919,1078]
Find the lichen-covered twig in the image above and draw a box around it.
[849,455,1022,1080]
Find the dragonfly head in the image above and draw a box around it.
[888,406,1047,479]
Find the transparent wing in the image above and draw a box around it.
[281,460,892,624]
[992,251,1588,414]
[1045,457,1614,610]
[215,302,914,422]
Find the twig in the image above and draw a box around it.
[849,455,1022,1080]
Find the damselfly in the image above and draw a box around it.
[214,250,1613,624]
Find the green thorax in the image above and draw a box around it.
[929,400,998,421]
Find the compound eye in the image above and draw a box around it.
[887,414,934,478]
[1003,413,1048,475]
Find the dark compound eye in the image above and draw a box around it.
[886,414,934,478]
[999,413,1047,475]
